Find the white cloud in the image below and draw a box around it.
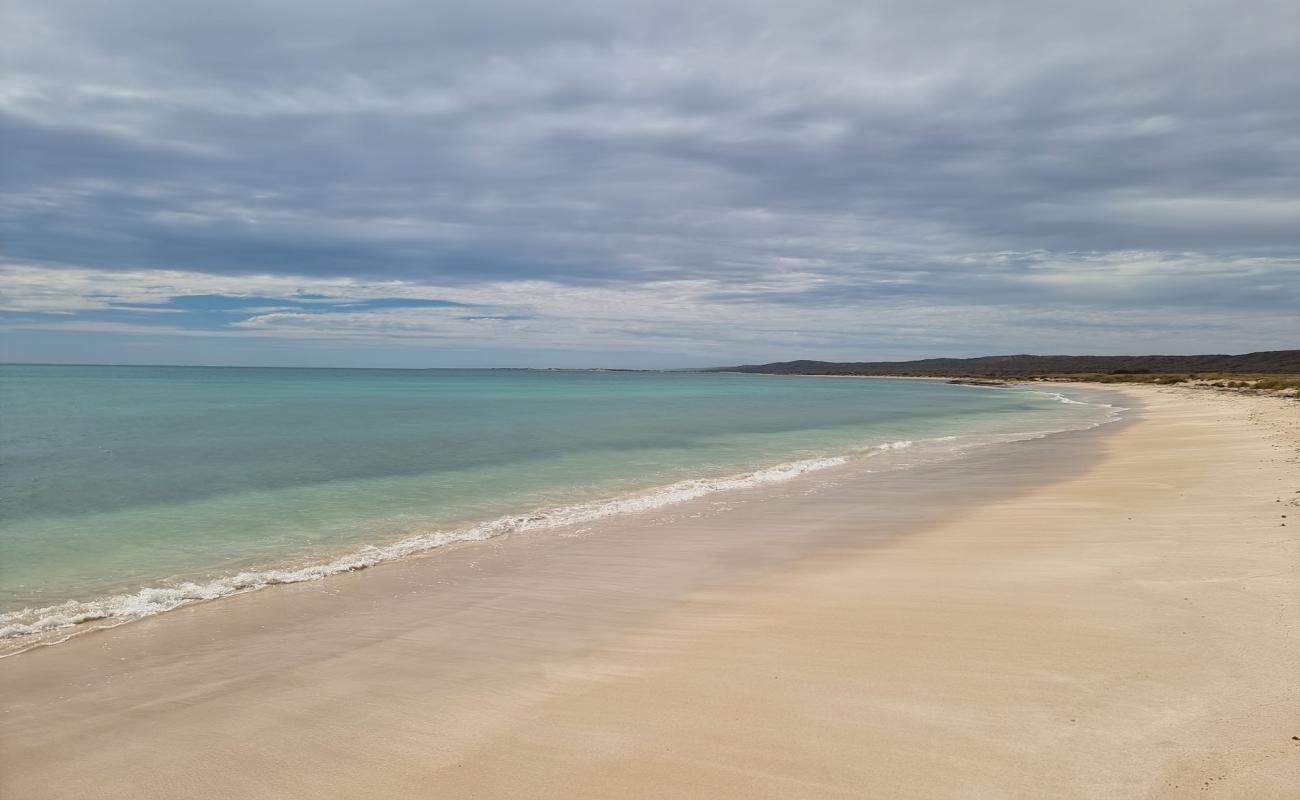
[2,1,1298,363]
[2,257,1296,362]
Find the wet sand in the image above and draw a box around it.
[2,386,1297,798]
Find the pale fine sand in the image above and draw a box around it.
[2,386,1298,798]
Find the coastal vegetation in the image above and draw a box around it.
[963,372,1300,395]
[714,350,1300,377]
[1066,372,1300,391]
[1036,372,1300,398]
[713,351,1300,397]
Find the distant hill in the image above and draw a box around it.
[711,350,1300,377]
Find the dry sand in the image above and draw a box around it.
[2,386,1297,798]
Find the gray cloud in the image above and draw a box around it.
[1,0,1297,364]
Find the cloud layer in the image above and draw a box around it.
[2,0,1297,365]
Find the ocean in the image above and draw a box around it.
[0,365,1115,647]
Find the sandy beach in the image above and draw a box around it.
[2,385,1297,798]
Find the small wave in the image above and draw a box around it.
[1023,388,1109,407]
[0,418,1120,650]
[0,452,859,643]
[877,440,913,450]
[1021,389,1091,405]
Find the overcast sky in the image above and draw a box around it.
[1,0,1297,367]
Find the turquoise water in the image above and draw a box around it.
[0,365,1109,640]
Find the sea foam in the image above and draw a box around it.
[0,388,1120,650]
[0,450,870,643]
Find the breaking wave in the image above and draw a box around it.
[0,389,1119,652]
[2,447,901,644]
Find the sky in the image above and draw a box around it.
[1,0,1297,368]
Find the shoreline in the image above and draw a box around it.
[0,380,1116,656]
[3,385,1297,797]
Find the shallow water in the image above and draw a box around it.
[0,366,1110,639]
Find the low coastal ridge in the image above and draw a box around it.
[708,349,1300,394]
